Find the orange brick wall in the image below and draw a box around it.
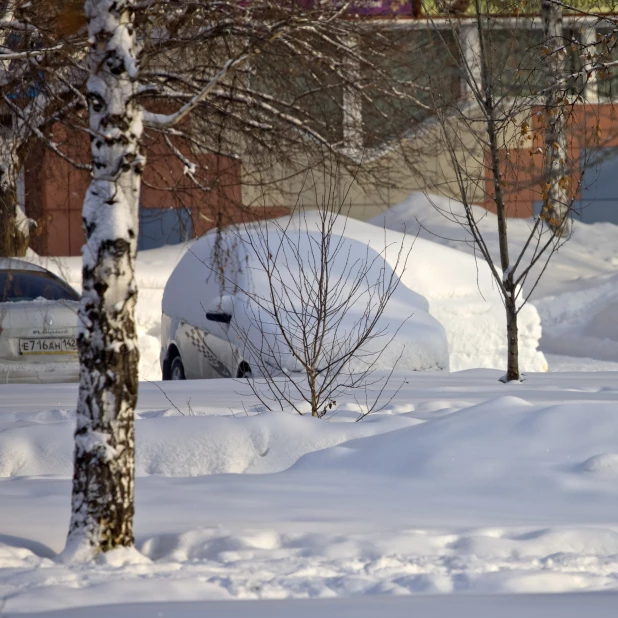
[25,124,289,256]
[483,103,618,218]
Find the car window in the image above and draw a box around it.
[0,270,80,303]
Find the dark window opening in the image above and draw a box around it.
[360,29,460,149]
[251,38,345,146]
[596,29,618,100]
[138,207,194,251]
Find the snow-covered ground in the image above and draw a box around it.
[369,193,618,372]
[13,593,618,618]
[2,371,618,614]
[3,193,618,615]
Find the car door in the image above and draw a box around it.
[197,295,237,378]
[176,318,205,380]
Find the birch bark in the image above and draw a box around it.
[0,144,27,256]
[541,0,570,235]
[65,0,143,558]
[0,1,27,256]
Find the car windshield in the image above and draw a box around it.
[0,270,80,303]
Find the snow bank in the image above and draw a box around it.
[27,188,618,375]
[0,409,416,479]
[368,192,618,298]
[534,272,618,365]
[295,395,618,499]
[3,374,618,611]
[368,194,547,372]
[369,192,618,370]
[3,385,618,506]
[22,198,552,377]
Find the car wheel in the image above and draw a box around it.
[237,363,252,379]
[170,356,186,380]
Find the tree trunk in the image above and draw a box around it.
[0,155,29,257]
[65,0,143,560]
[504,289,520,382]
[541,0,570,235]
[474,1,520,382]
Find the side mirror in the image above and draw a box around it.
[206,295,234,324]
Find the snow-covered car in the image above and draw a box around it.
[0,259,80,384]
[160,226,449,380]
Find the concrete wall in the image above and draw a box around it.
[240,107,489,222]
[241,102,618,223]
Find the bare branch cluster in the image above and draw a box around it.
[229,177,411,420]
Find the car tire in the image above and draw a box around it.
[170,356,186,381]
[237,363,252,379]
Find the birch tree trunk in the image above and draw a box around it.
[541,0,570,235]
[0,154,28,257]
[0,2,27,257]
[65,0,144,559]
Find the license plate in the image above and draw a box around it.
[19,337,78,355]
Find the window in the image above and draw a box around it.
[486,25,546,97]
[0,270,80,303]
[563,27,585,96]
[596,29,618,100]
[252,40,345,145]
[360,28,460,149]
[486,24,582,98]
[138,208,193,251]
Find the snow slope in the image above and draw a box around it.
[370,192,618,371]
[2,371,618,613]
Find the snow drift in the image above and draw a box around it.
[25,194,554,377]
[3,374,618,610]
[368,194,547,372]
[0,409,416,479]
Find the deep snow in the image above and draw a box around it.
[162,222,449,376]
[369,192,618,371]
[23,192,618,377]
[3,194,618,615]
[2,371,618,613]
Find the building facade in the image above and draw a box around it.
[22,3,618,255]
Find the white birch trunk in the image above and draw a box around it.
[541,0,570,235]
[65,0,144,559]
[0,135,29,256]
[1,2,26,256]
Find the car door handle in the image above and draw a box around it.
[206,312,231,324]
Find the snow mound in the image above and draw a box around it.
[0,411,415,479]
[163,222,449,374]
[362,198,547,372]
[578,454,618,480]
[293,396,618,496]
[368,191,618,371]
[535,273,618,366]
